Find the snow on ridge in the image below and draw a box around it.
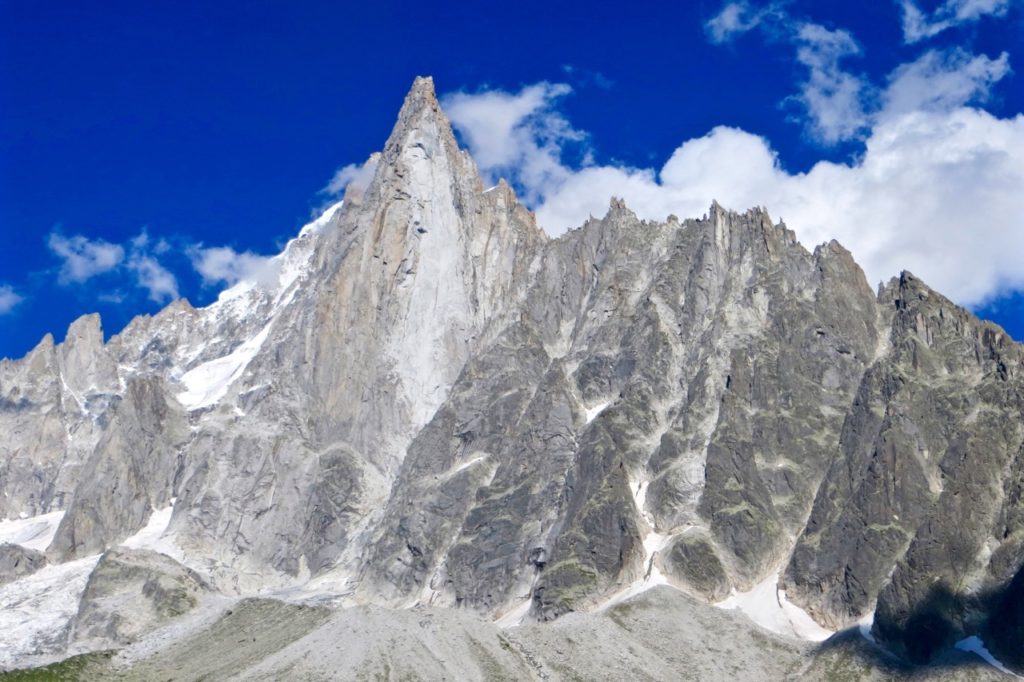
[165,201,345,405]
[208,200,344,310]
[299,200,344,238]
[175,322,272,409]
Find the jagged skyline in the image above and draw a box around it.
[2,77,1021,676]
[2,1,1023,360]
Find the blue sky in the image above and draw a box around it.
[1,0,1023,359]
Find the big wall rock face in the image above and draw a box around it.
[1,77,1021,669]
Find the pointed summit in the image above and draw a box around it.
[403,75,439,111]
[381,76,461,163]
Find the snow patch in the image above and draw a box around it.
[716,571,834,641]
[0,555,100,666]
[121,501,175,551]
[596,474,672,611]
[585,401,610,424]
[176,323,272,409]
[857,611,877,644]
[299,200,344,238]
[0,510,65,552]
[955,636,1021,678]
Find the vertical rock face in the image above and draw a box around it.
[0,76,1022,669]
[0,313,122,520]
[783,272,1024,657]
[49,376,186,561]
[360,202,884,619]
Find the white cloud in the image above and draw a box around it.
[442,83,582,203]
[189,246,278,288]
[46,229,178,303]
[882,49,1011,116]
[0,285,23,314]
[131,229,172,255]
[704,2,1015,146]
[322,155,380,197]
[127,252,179,303]
[560,65,614,90]
[791,23,871,144]
[900,0,1012,43]
[705,2,874,144]
[705,1,785,43]
[441,81,1024,308]
[47,233,125,284]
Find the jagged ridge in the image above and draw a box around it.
[0,76,1021,674]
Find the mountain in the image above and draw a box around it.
[1,77,1021,680]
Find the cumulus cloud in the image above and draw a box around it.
[47,233,125,284]
[900,0,1012,43]
[0,285,23,314]
[189,245,278,288]
[441,78,1024,307]
[322,154,380,198]
[442,83,582,203]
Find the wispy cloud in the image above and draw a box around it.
[705,1,788,43]
[704,1,1015,146]
[791,23,871,144]
[46,228,178,303]
[706,2,874,144]
[882,48,1011,116]
[0,285,23,314]
[899,0,1012,43]
[560,64,614,89]
[47,233,125,284]
[127,252,179,303]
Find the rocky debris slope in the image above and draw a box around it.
[4,588,1008,681]
[69,547,210,650]
[0,76,1021,674]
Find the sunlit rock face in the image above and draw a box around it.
[0,76,1021,673]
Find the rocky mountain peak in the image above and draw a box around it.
[1,75,1022,678]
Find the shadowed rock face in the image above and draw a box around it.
[783,272,1024,656]
[0,76,1021,670]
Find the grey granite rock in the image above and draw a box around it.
[0,76,1021,673]
[69,547,210,649]
[0,544,47,585]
